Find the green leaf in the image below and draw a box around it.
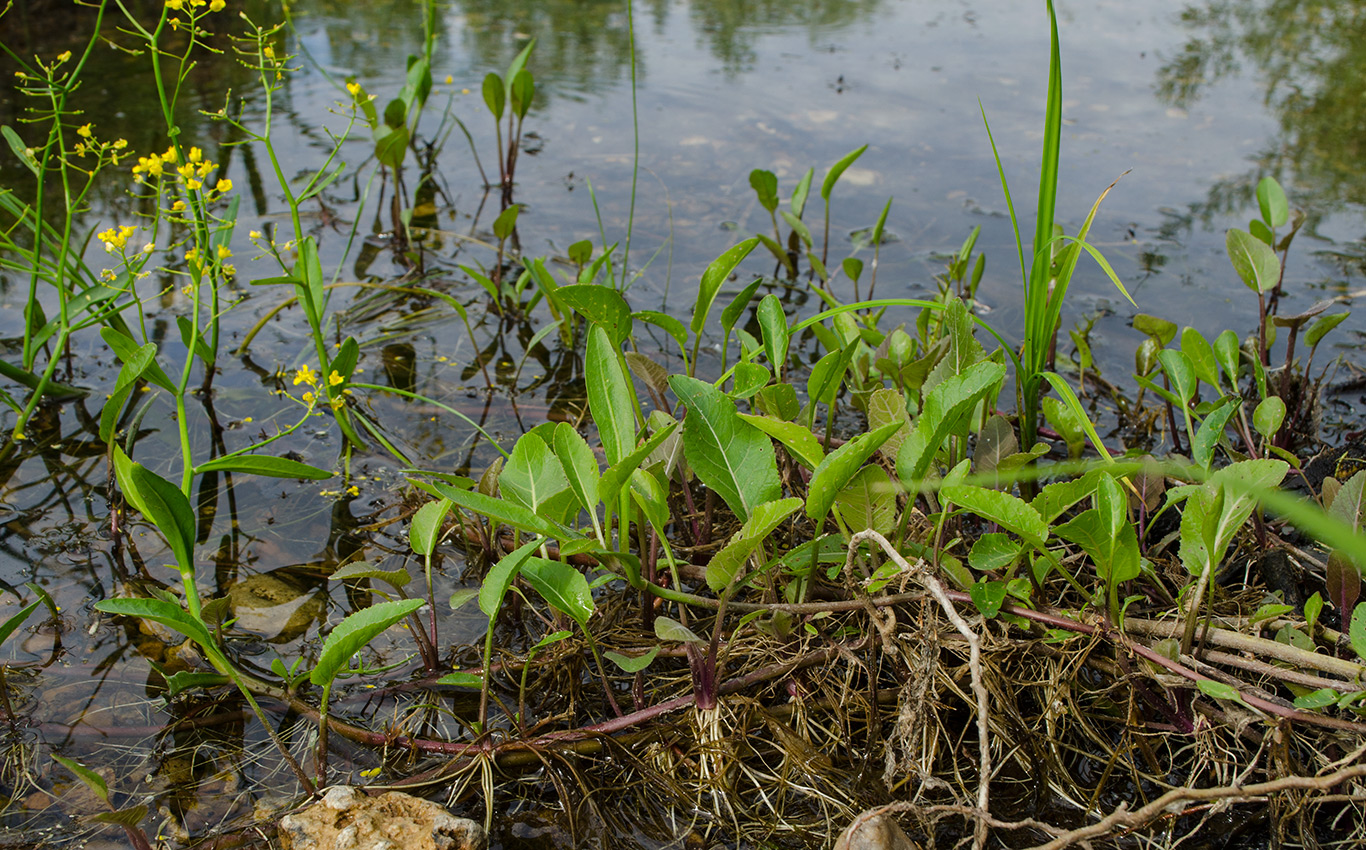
[101,327,175,392]
[634,310,688,351]
[1213,329,1241,388]
[821,145,868,201]
[521,557,594,627]
[597,420,681,507]
[790,168,814,218]
[1351,603,1366,663]
[1305,592,1324,634]
[449,588,479,610]
[806,344,855,412]
[866,388,910,462]
[586,326,637,467]
[807,421,902,523]
[654,616,704,644]
[1181,328,1220,387]
[969,534,1023,573]
[969,580,1007,619]
[749,169,779,213]
[493,204,521,241]
[1158,349,1196,405]
[410,499,452,557]
[706,497,802,592]
[1293,688,1339,710]
[1256,176,1289,229]
[115,449,197,573]
[195,455,333,480]
[331,561,412,589]
[736,413,825,470]
[732,363,770,399]
[691,237,760,336]
[1306,312,1349,351]
[558,284,633,346]
[605,646,659,673]
[479,538,542,619]
[721,278,765,341]
[1196,679,1244,704]
[1226,228,1281,294]
[500,433,579,524]
[510,69,534,120]
[431,481,571,541]
[482,72,505,119]
[1253,396,1286,441]
[669,375,781,522]
[1191,397,1240,470]
[780,210,813,248]
[374,126,410,170]
[435,671,483,687]
[311,598,426,687]
[51,755,109,805]
[941,483,1048,550]
[832,465,896,538]
[94,597,214,650]
[1132,314,1177,346]
[629,467,670,534]
[3,125,37,176]
[553,423,600,514]
[896,360,1007,486]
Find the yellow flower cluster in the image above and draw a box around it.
[70,122,129,162]
[132,144,233,203]
[165,0,226,11]
[98,224,139,253]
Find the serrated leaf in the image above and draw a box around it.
[669,375,780,522]
[941,483,1048,549]
[311,598,425,687]
[897,360,1007,486]
[807,421,902,523]
[330,561,412,589]
[866,388,910,462]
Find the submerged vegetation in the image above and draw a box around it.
[2,1,1366,848]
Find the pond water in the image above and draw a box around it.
[1,0,1364,847]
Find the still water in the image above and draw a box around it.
[0,0,1363,846]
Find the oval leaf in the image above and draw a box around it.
[311,598,426,687]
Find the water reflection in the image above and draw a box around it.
[1156,0,1366,220]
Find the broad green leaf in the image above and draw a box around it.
[1132,314,1177,346]
[195,455,333,480]
[732,362,771,399]
[790,167,814,217]
[115,449,196,573]
[3,125,37,175]
[896,360,1007,486]
[605,646,659,673]
[654,616,704,644]
[736,413,824,470]
[558,284,633,346]
[510,69,534,119]
[1306,312,1349,351]
[431,482,571,541]
[1253,396,1286,440]
[553,423,600,513]
[374,126,410,170]
[669,375,781,522]
[941,483,1048,549]
[721,278,765,338]
[479,538,543,619]
[482,72,505,118]
[807,421,902,523]
[1213,329,1241,388]
[493,204,520,241]
[1196,679,1244,704]
[749,169,779,212]
[311,598,425,687]
[625,352,670,399]
[832,465,896,538]
[586,326,637,467]
[1293,688,1339,710]
[969,580,1007,619]
[1179,459,1288,576]
[806,344,855,411]
[521,557,594,627]
[1191,397,1240,470]
[449,588,479,610]
[1226,228,1280,294]
[634,310,688,350]
[101,326,175,392]
[410,499,452,557]
[629,468,670,534]
[969,534,1022,573]
[821,144,868,201]
[501,433,579,524]
[331,561,412,589]
[866,388,910,462]
[1256,176,1289,228]
[974,414,1017,476]
[691,237,760,336]
[707,497,802,593]
[1180,327,1220,387]
[435,672,483,687]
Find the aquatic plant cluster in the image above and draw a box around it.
[2,0,1366,848]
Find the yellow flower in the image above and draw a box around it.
[346,485,360,496]
[249,230,261,239]
[185,178,202,190]
[328,370,344,387]
[177,163,196,179]
[162,146,178,164]
[171,200,186,212]
[112,139,127,150]
[185,247,200,262]
[215,178,232,193]
[165,0,183,9]
[243,417,253,424]
[142,242,155,253]
[76,123,92,138]
[222,263,236,277]
[301,391,316,404]
[217,245,232,260]
[188,146,202,163]
[209,0,225,10]
[444,75,453,85]
[346,82,361,97]
[294,364,317,387]
[56,51,72,64]
[132,154,164,178]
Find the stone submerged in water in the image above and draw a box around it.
[278,786,486,850]
[834,809,920,850]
